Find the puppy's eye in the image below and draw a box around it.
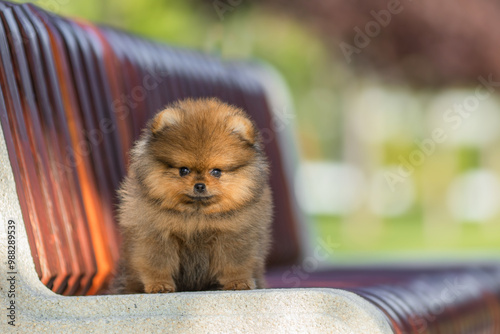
[179,167,190,177]
[210,169,222,178]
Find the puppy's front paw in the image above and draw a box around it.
[223,279,256,290]
[144,282,176,293]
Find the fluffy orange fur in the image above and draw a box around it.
[111,98,273,293]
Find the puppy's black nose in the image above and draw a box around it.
[194,183,206,193]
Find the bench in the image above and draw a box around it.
[0,2,499,333]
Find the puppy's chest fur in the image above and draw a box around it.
[171,232,222,291]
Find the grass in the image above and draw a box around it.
[312,214,500,263]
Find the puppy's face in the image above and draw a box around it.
[135,99,267,215]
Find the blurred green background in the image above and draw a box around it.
[23,0,500,262]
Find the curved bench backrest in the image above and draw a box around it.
[0,1,301,295]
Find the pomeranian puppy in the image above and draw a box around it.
[111,98,273,293]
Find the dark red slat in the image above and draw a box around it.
[20,3,98,295]
[73,20,122,261]
[0,51,42,277]
[0,4,58,288]
[53,17,117,294]
[33,6,112,294]
[86,25,133,163]
[11,4,85,295]
[1,6,72,293]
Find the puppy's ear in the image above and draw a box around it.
[228,114,256,145]
[151,108,182,134]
